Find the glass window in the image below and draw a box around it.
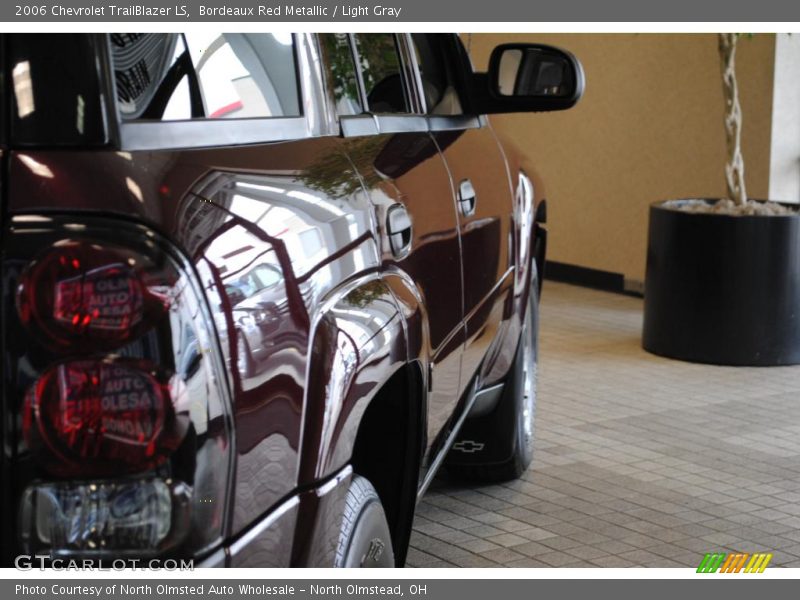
[411,34,464,116]
[319,33,362,117]
[252,264,282,289]
[111,33,193,120]
[111,33,301,121]
[353,34,409,114]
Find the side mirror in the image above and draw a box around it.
[478,43,585,114]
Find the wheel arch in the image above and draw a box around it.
[296,269,429,565]
[349,360,425,566]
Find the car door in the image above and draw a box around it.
[413,34,517,399]
[321,33,466,469]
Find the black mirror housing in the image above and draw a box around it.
[474,43,585,114]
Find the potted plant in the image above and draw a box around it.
[642,34,800,366]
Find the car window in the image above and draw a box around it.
[353,34,409,114]
[252,264,282,289]
[411,34,464,116]
[224,262,281,306]
[318,33,362,116]
[111,33,301,121]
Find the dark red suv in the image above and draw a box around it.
[0,33,583,567]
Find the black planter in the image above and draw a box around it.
[643,199,800,366]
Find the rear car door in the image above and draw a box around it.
[322,33,466,469]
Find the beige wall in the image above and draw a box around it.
[465,34,776,283]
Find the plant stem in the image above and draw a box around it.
[719,33,747,206]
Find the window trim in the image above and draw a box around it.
[396,33,427,114]
[118,116,311,151]
[340,114,481,137]
[346,33,371,113]
[105,33,326,151]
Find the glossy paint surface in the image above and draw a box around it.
[2,33,541,566]
[5,134,526,560]
[433,126,516,400]
[341,132,465,462]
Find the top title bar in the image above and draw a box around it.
[5,0,800,22]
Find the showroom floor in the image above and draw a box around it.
[408,282,800,568]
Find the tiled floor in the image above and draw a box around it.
[408,282,800,567]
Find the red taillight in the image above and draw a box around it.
[9,220,232,558]
[22,359,183,478]
[16,241,169,351]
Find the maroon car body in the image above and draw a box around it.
[0,33,581,567]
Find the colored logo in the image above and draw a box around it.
[697,552,772,573]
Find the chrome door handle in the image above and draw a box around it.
[386,204,412,258]
[458,179,476,217]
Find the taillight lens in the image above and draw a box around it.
[19,478,191,557]
[16,240,170,351]
[22,359,184,478]
[6,220,232,561]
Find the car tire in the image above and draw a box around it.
[236,332,255,378]
[334,475,395,568]
[447,283,539,483]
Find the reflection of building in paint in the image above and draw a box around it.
[176,168,379,393]
[218,175,373,293]
[175,174,234,256]
[331,294,397,357]
[170,163,382,529]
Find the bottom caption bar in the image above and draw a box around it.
[4,579,799,600]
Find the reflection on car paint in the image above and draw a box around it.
[171,139,381,531]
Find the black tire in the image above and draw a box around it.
[334,475,395,568]
[447,284,539,482]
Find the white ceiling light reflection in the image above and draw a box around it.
[235,180,345,218]
[126,177,144,203]
[13,61,34,118]
[236,182,286,195]
[18,155,54,179]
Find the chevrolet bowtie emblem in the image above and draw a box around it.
[452,440,485,453]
